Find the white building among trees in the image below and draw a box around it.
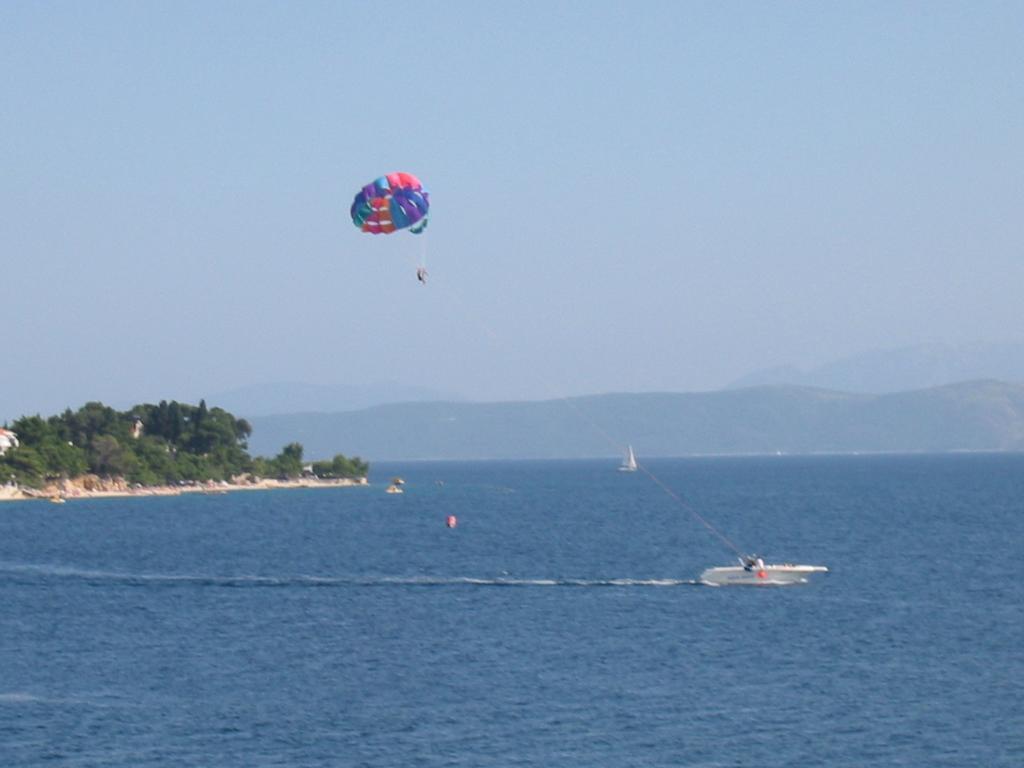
[0,428,19,455]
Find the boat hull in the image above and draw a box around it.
[699,564,828,587]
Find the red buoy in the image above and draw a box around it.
[446,515,457,528]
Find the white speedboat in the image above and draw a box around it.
[700,556,828,587]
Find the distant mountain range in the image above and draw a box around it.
[207,381,462,419]
[247,380,1024,460]
[192,342,1024,426]
[728,341,1024,393]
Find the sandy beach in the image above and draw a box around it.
[0,475,368,503]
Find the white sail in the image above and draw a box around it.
[619,445,637,472]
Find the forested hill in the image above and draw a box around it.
[248,380,1024,460]
[1,401,367,487]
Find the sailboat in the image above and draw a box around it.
[618,445,638,472]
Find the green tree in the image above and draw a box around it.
[251,456,273,478]
[333,454,368,478]
[167,401,184,443]
[37,440,88,479]
[0,446,46,486]
[11,415,52,445]
[272,443,304,478]
[308,454,368,479]
[89,435,129,477]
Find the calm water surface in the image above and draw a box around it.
[2,455,1022,766]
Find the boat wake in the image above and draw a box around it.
[0,692,47,703]
[0,562,700,589]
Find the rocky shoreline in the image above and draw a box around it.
[0,475,368,503]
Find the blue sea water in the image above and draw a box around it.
[1,454,1022,767]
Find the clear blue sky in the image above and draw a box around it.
[2,1,1022,420]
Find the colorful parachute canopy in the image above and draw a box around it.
[350,172,429,235]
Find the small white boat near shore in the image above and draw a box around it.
[700,556,828,587]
